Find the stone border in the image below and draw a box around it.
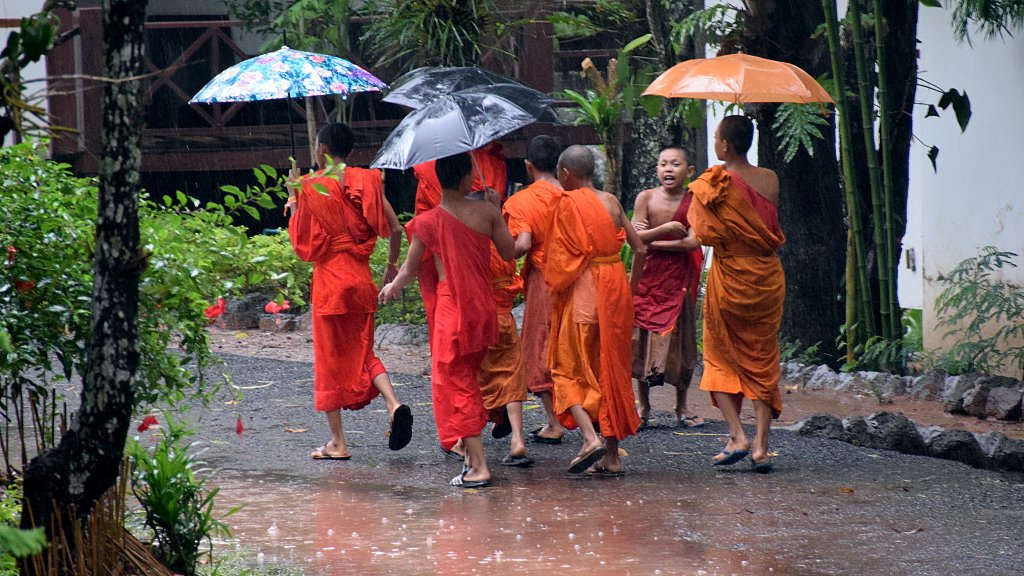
[792,412,1024,472]
[782,362,1024,422]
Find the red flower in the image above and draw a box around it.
[138,415,159,432]
[235,417,245,435]
[6,246,15,265]
[204,298,226,321]
[14,280,35,293]
[264,299,291,315]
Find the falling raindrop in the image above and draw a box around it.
[327,529,334,536]
[352,532,359,538]
[568,533,575,540]
[598,531,604,537]
[382,517,389,524]
[516,534,523,541]
[574,544,581,552]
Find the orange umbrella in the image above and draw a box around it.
[643,53,833,104]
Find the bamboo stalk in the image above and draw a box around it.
[849,0,893,340]
[823,0,875,347]
[873,0,901,338]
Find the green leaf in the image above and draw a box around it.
[950,90,971,132]
[639,94,662,118]
[176,190,188,206]
[0,525,47,557]
[261,164,278,179]
[256,196,277,210]
[621,33,651,54]
[919,0,941,7]
[253,166,267,187]
[243,205,260,220]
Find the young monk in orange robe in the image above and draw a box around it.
[412,144,527,463]
[288,123,413,460]
[631,146,704,429]
[478,248,531,466]
[502,135,568,445]
[545,145,646,475]
[380,152,515,488]
[687,115,786,473]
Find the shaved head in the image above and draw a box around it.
[557,145,595,180]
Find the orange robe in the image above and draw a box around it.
[477,247,526,419]
[413,143,508,215]
[687,166,786,417]
[502,179,563,394]
[289,167,390,412]
[544,189,641,440]
[407,208,497,450]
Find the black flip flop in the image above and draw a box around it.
[501,454,535,467]
[388,404,413,451]
[450,473,490,489]
[568,445,607,474]
[528,426,563,445]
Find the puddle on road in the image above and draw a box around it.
[212,472,795,575]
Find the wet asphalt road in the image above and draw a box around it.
[164,352,1024,575]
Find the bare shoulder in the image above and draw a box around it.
[634,188,654,205]
[757,167,780,205]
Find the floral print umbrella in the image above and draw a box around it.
[189,46,386,103]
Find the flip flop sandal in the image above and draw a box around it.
[387,405,414,450]
[586,465,625,478]
[440,446,465,461]
[501,454,535,467]
[678,415,705,429]
[568,445,608,474]
[528,427,563,445]
[750,457,774,474]
[311,446,351,460]
[712,448,750,466]
[450,473,490,489]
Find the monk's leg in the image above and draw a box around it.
[751,400,772,463]
[601,437,622,472]
[568,405,603,455]
[534,391,567,440]
[632,329,652,423]
[507,401,526,458]
[711,391,749,462]
[313,410,351,459]
[371,371,401,416]
[462,435,490,483]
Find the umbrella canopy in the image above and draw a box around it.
[382,66,518,109]
[371,83,556,170]
[190,46,386,103]
[642,53,833,104]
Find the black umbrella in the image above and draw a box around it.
[382,66,519,109]
[371,83,557,170]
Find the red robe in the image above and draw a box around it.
[688,166,786,417]
[289,167,390,412]
[407,208,497,449]
[545,189,641,440]
[502,179,563,394]
[413,143,508,215]
[632,192,704,333]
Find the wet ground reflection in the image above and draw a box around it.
[214,471,793,575]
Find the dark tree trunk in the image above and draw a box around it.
[743,0,846,361]
[623,0,705,206]
[21,0,148,572]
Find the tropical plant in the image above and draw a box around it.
[771,102,831,163]
[947,0,1024,43]
[561,34,652,197]
[0,10,59,143]
[127,417,236,575]
[358,0,500,73]
[548,0,638,41]
[0,479,46,574]
[932,246,1024,378]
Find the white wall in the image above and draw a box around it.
[1,0,48,148]
[908,6,1024,351]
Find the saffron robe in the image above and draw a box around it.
[478,248,527,419]
[502,179,563,394]
[687,166,786,417]
[289,167,390,412]
[407,208,497,449]
[413,144,508,215]
[545,189,641,440]
[632,192,703,386]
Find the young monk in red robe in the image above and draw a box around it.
[288,123,413,460]
[380,152,516,488]
[545,145,646,475]
[412,144,528,464]
[631,146,704,429]
[502,135,569,445]
[413,142,507,215]
[688,115,786,473]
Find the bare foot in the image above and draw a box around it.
[461,466,490,483]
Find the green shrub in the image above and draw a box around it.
[127,417,236,576]
[0,478,46,574]
[932,246,1024,377]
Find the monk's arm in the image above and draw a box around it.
[382,198,403,285]
[649,227,699,252]
[490,207,516,261]
[513,231,533,259]
[632,191,686,242]
[378,236,424,305]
